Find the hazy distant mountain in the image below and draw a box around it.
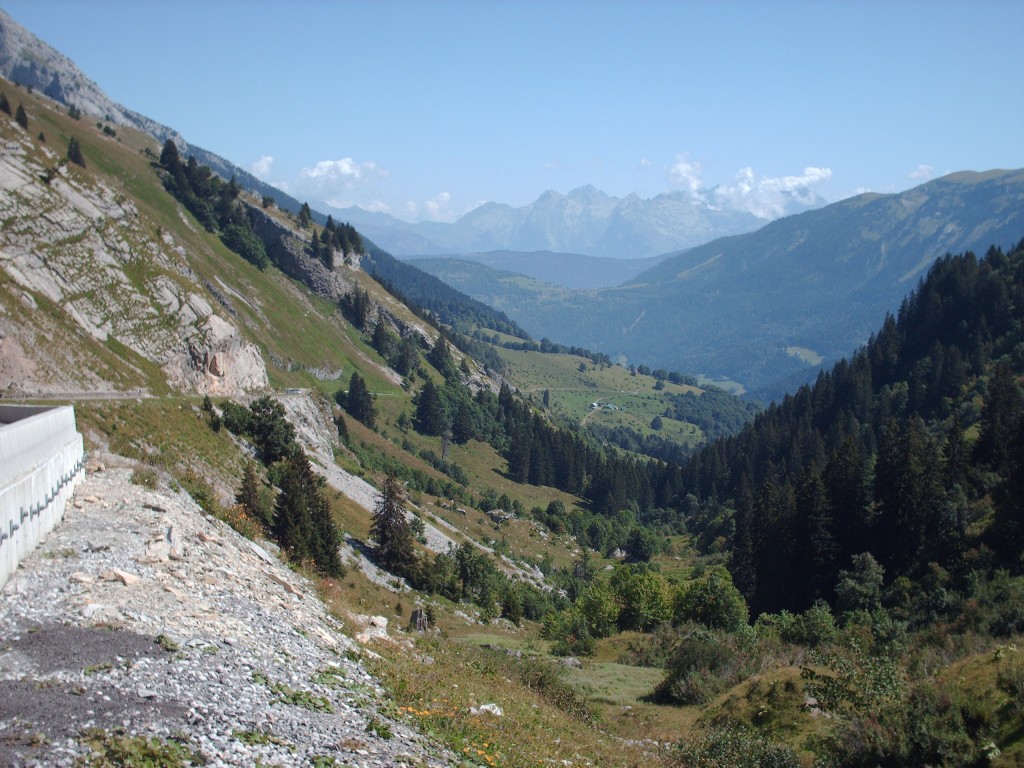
[404,250,667,290]
[425,169,1024,398]
[331,185,814,260]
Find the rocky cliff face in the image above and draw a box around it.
[0,112,267,395]
[247,205,352,301]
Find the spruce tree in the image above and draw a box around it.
[235,462,266,525]
[67,137,86,167]
[159,139,180,169]
[414,380,446,436]
[370,475,417,578]
[15,102,28,130]
[272,453,342,576]
[0,92,10,115]
[343,371,376,428]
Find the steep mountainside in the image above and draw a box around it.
[0,92,266,396]
[427,169,1024,397]
[681,241,1024,617]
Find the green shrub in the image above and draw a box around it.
[671,724,800,768]
[652,627,735,705]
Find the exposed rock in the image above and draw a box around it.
[472,703,504,717]
[0,117,268,397]
[101,567,140,586]
[164,313,268,394]
[247,205,352,300]
[408,607,429,632]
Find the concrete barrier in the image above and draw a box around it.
[0,405,85,587]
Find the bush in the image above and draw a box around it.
[220,400,252,434]
[782,600,838,646]
[652,627,735,705]
[542,610,596,657]
[674,569,749,632]
[672,724,801,768]
[222,222,269,269]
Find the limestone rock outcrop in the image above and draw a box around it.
[0,117,267,395]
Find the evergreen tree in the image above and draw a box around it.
[15,102,27,130]
[452,402,475,444]
[974,362,1024,475]
[235,462,266,525]
[298,201,313,228]
[427,336,457,380]
[159,139,180,169]
[341,371,376,428]
[66,137,86,167]
[389,336,420,377]
[370,318,395,358]
[371,475,417,578]
[414,380,446,436]
[248,395,297,464]
[0,92,10,115]
[271,453,343,576]
[339,287,372,330]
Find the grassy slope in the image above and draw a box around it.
[498,347,707,450]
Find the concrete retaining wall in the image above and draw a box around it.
[0,405,85,587]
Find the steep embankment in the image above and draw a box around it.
[0,458,454,767]
[0,93,266,396]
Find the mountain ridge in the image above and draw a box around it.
[411,168,1024,398]
[330,184,811,260]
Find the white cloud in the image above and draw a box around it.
[359,200,391,214]
[299,157,388,187]
[638,158,652,169]
[424,192,452,220]
[400,192,467,222]
[713,166,832,219]
[908,164,934,182]
[667,154,704,197]
[250,155,274,179]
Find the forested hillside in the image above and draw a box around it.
[682,240,1024,618]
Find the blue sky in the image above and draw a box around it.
[4,1,1022,222]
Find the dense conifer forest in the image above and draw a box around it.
[680,240,1024,618]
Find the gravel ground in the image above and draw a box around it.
[0,461,455,767]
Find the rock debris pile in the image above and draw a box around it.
[0,461,454,767]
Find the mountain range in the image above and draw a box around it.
[412,168,1024,398]
[331,183,825,260]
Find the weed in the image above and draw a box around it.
[311,669,347,688]
[364,716,393,740]
[233,730,293,750]
[131,466,158,489]
[251,669,335,713]
[83,662,112,677]
[77,727,201,766]
[155,633,180,652]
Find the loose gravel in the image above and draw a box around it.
[0,461,455,767]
